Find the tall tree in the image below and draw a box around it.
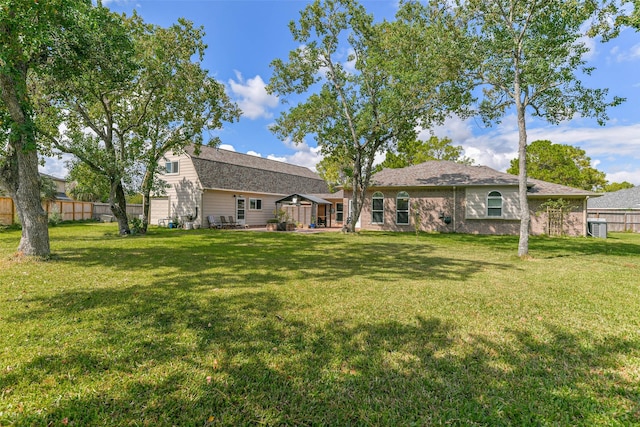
[43,13,238,234]
[377,135,473,171]
[458,0,623,257]
[36,5,138,234]
[507,140,606,191]
[132,19,239,233]
[269,0,465,231]
[66,160,111,203]
[0,0,96,256]
[316,146,353,193]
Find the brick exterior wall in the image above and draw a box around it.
[349,189,588,236]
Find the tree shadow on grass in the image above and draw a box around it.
[47,230,516,289]
[3,282,640,426]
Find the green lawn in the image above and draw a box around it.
[1,223,639,426]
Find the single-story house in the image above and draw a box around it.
[347,161,598,236]
[588,186,640,232]
[150,145,339,228]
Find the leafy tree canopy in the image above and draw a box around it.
[377,136,473,171]
[602,181,635,192]
[66,160,111,203]
[1,0,97,256]
[453,0,623,256]
[269,0,469,230]
[41,10,238,233]
[507,140,607,191]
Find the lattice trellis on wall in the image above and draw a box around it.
[547,208,564,236]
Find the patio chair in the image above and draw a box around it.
[219,216,231,229]
[227,216,241,228]
[207,215,221,229]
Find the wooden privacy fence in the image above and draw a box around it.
[588,210,640,232]
[0,197,93,225]
[0,197,13,225]
[92,203,143,221]
[46,200,93,222]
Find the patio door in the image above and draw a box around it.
[236,197,246,226]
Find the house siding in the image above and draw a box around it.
[465,187,520,220]
[203,190,285,227]
[149,198,170,226]
[152,153,204,226]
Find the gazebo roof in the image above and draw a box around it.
[275,193,332,205]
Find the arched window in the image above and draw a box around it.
[372,192,384,224]
[487,191,503,217]
[396,191,410,224]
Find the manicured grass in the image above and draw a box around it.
[1,223,639,426]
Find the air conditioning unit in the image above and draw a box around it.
[587,218,607,239]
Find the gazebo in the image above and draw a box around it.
[274,194,333,227]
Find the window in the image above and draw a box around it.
[249,198,262,210]
[336,203,344,222]
[487,191,503,217]
[396,191,409,225]
[165,161,179,175]
[372,192,384,224]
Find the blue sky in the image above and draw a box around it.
[43,0,640,185]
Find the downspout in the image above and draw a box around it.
[453,186,457,232]
[584,196,589,237]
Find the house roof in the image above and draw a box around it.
[588,186,640,209]
[370,161,597,197]
[184,145,328,195]
[311,189,345,200]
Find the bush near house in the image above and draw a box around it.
[1,223,639,425]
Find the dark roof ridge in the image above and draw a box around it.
[184,144,319,179]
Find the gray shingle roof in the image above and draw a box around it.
[275,194,333,205]
[526,178,599,197]
[588,186,640,209]
[185,145,328,195]
[370,161,597,197]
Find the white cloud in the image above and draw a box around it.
[228,72,278,120]
[219,144,236,152]
[606,169,640,185]
[344,48,357,74]
[39,153,74,179]
[266,154,288,163]
[418,113,640,182]
[277,138,322,171]
[577,35,597,61]
[612,42,640,62]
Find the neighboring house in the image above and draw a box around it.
[40,173,72,201]
[588,186,640,232]
[151,145,332,228]
[347,161,598,236]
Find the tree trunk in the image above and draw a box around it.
[348,154,363,233]
[15,146,51,256]
[515,102,530,257]
[109,179,130,235]
[140,168,154,233]
[0,72,51,257]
